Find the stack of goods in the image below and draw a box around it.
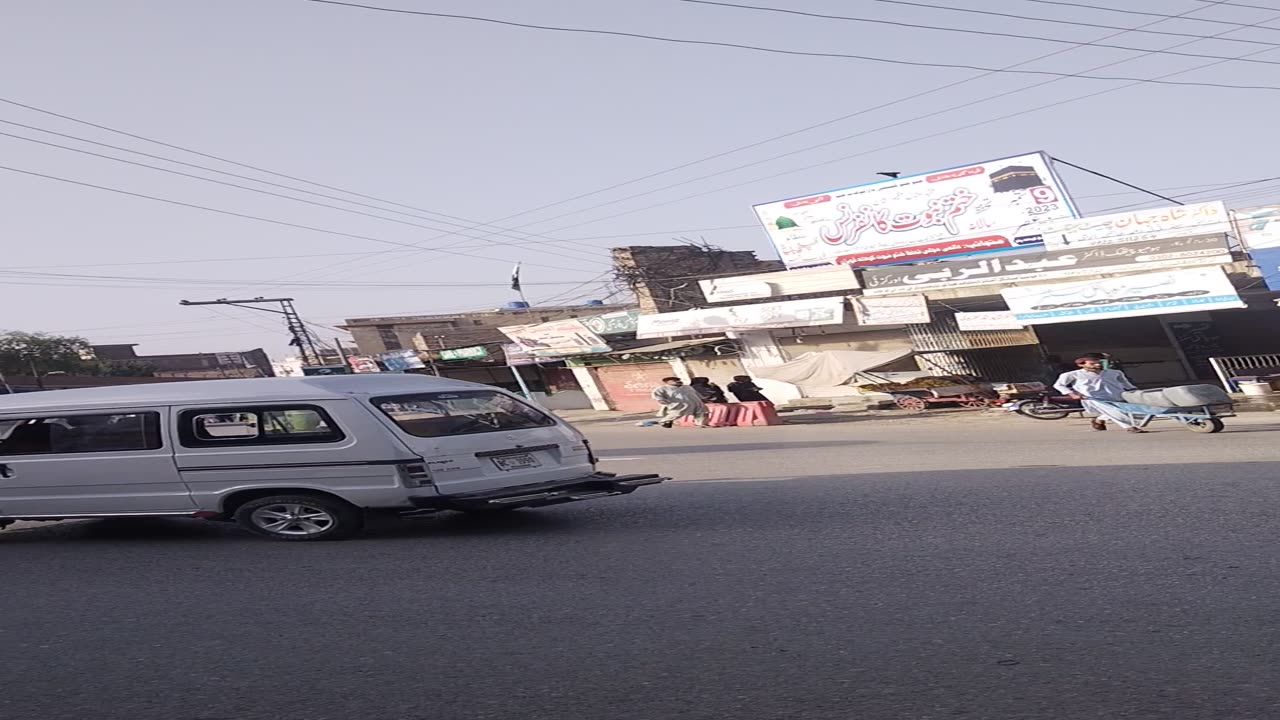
[1121,384,1232,409]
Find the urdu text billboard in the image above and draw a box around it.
[753,151,1078,269]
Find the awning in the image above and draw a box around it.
[751,347,914,387]
[605,336,730,356]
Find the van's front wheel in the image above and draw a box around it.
[234,494,364,541]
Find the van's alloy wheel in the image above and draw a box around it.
[234,495,363,541]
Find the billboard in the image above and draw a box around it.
[1038,201,1230,251]
[699,265,861,304]
[635,296,845,339]
[1000,267,1245,325]
[753,151,1077,269]
[377,349,425,371]
[498,318,610,357]
[1234,205,1280,291]
[862,233,1232,295]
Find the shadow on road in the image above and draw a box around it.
[600,439,873,456]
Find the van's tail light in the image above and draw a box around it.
[583,439,598,466]
[397,462,433,488]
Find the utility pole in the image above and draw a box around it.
[179,297,324,367]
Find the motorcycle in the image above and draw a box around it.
[1003,393,1084,420]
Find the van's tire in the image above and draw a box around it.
[234,494,364,541]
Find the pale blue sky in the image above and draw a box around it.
[3,0,1278,356]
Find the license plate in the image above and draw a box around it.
[492,453,540,471]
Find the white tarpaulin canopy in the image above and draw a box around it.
[751,348,915,387]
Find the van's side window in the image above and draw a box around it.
[373,391,554,438]
[179,406,344,447]
[0,413,163,456]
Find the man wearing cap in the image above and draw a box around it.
[1054,356,1144,433]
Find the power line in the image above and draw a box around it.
[0,163,575,272]
[382,2,1238,250]
[1050,157,1186,205]
[516,4,1280,236]
[1195,0,1280,11]
[681,0,1280,67]
[0,97,615,258]
[0,128,611,267]
[300,0,1280,91]
[0,116,609,264]
[1008,0,1280,30]
[860,0,1279,44]
[393,0,1255,237]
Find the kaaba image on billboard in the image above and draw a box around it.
[989,165,1044,193]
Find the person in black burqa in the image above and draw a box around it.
[689,377,728,404]
[726,375,770,403]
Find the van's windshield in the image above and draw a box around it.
[373,390,555,438]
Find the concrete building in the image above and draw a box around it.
[91,344,275,378]
[611,245,782,314]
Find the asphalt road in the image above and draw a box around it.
[5,411,1280,719]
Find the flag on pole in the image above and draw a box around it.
[510,262,522,292]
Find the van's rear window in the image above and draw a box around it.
[373,391,555,438]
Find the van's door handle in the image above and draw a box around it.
[0,464,13,479]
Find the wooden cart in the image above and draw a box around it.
[889,384,998,412]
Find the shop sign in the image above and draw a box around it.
[752,151,1077,269]
[955,311,1024,331]
[862,233,1232,295]
[1001,267,1245,325]
[302,364,350,376]
[1233,205,1280,291]
[346,355,381,373]
[1039,201,1229,251]
[498,319,610,357]
[377,349,425,371]
[501,343,555,366]
[699,265,861,303]
[851,295,930,326]
[439,345,489,361]
[635,296,845,339]
[580,309,640,336]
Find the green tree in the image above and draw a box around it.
[0,331,96,376]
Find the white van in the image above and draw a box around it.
[0,375,664,541]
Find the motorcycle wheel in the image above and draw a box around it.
[1016,400,1076,420]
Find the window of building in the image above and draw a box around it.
[0,413,163,456]
[178,406,344,447]
[373,391,554,438]
[376,325,403,350]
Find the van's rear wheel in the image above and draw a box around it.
[234,494,364,541]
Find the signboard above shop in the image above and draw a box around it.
[699,265,861,303]
[752,151,1078,269]
[1000,267,1245,325]
[1233,205,1280,291]
[1038,201,1229,251]
[498,318,610,358]
[579,309,640,336]
[636,296,845,339]
[863,233,1232,295]
[851,295,930,326]
[439,345,489,361]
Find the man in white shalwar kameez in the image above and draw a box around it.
[1054,357,1144,433]
[651,377,708,428]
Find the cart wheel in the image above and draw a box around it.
[959,397,992,409]
[1184,417,1225,433]
[894,395,927,412]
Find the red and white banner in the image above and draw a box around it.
[752,151,1078,269]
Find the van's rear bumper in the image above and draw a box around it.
[412,472,666,511]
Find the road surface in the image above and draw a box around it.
[4,411,1280,719]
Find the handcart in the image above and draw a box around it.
[1088,399,1235,433]
[889,385,998,412]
